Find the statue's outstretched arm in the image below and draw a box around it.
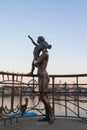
[28,35,38,46]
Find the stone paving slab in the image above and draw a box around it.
[0,117,87,130]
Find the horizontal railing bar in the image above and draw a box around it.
[0,71,87,77]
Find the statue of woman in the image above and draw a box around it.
[33,36,54,124]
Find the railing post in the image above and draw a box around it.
[11,75,15,111]
[76,76,79,118]
[1,85,4,107]
[65,82,67,117]
[52,76,55,116]
[20,85,23,107]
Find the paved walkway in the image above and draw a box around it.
[0,117,87,130]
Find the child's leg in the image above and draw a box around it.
[28,60,35,75]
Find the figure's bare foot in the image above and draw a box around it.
[49,116,55,124]
[49,118,55,124]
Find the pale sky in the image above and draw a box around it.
[0,0,87,75]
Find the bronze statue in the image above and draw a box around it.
[28,36,54,124]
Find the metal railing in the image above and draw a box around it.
[0,71,87,122]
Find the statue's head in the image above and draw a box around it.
[37,36,45,43]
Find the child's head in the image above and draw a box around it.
[37,36,52,50]
[37,36,45,44]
